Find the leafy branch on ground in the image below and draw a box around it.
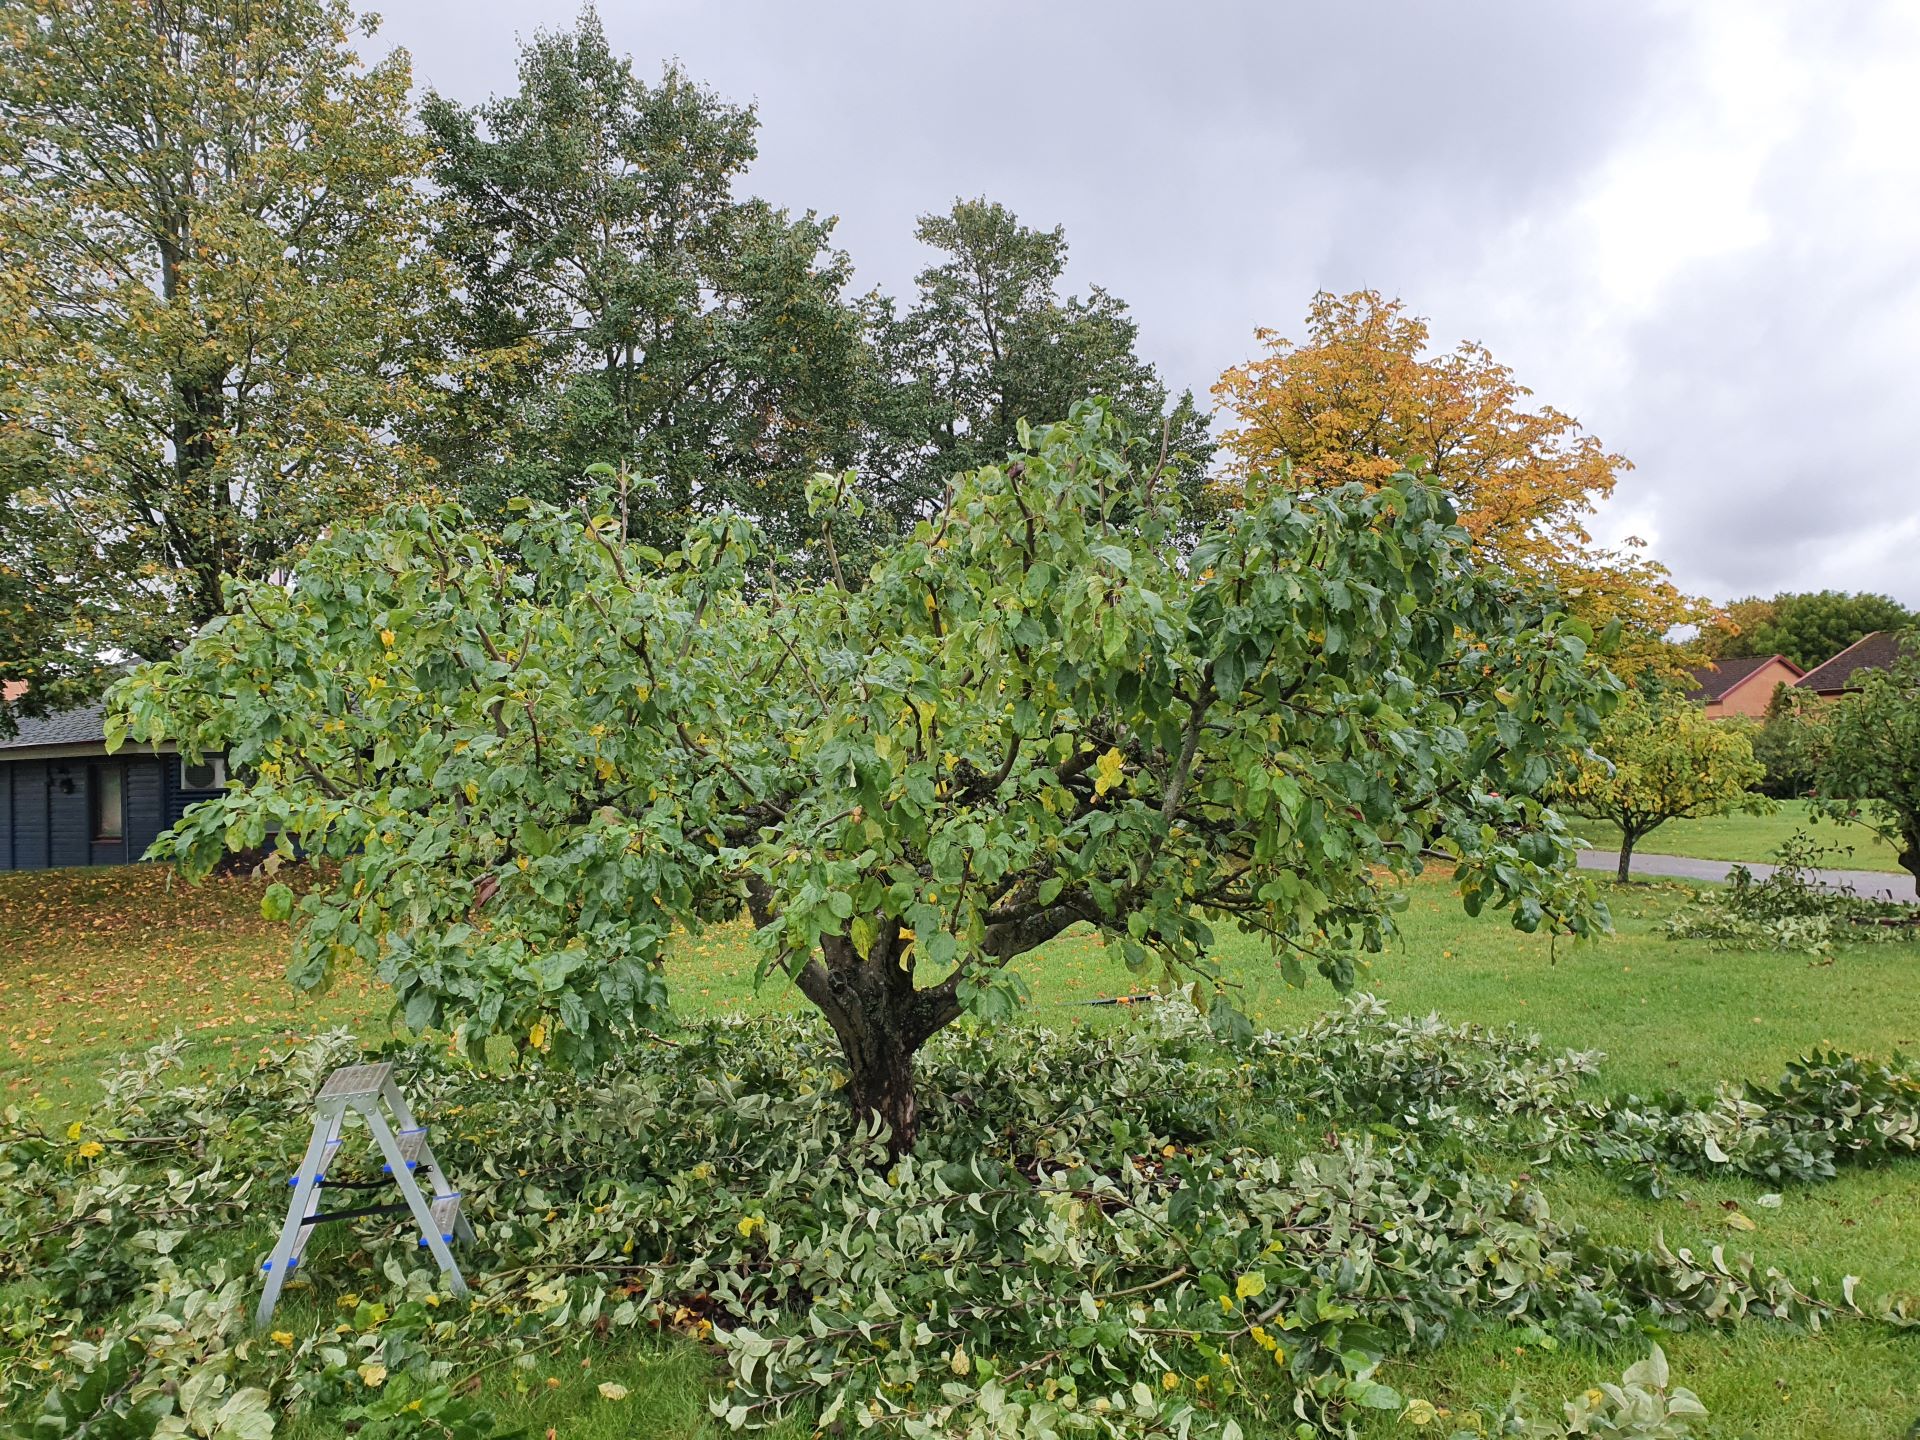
[1665,831,1917,954]
[5,1002,1916,1437]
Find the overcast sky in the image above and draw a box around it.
[370,0,1920,606]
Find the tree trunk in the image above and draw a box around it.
[789,929,960,1159]
[1616,831,1636,883]
[738,879,1081,1162]
[831,1004,926,1154]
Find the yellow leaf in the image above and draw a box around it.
[270,1331,294,1348]
[528,1020,547,1051]
[1235,1272,1266,1300]
[1093,746,1126,796]
[358,1362,387,1387]
[1724,1211,1757,1231]
[597,1382,629,1401]
[737,1214,764,1238]
[76,1141,104,1160]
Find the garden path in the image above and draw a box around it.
[1576,849,1916,902]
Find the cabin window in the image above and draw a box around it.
[93,766,124,841]
[181,756,227,791]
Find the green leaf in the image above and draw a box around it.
[261,883,294,922]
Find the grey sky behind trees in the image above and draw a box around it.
[373,0,1920,605]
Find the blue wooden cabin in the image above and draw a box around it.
[0,703,226,871]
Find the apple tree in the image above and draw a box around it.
[1809,635,1920,881]
[1561,687,1767,881]
[113,403,1613,1151]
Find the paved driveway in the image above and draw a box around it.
[1575,849,1916,903]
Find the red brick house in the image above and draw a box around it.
[1683,654,1805,718]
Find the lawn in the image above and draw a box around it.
[4,862,1919,1437]
[1571,798,1907,874]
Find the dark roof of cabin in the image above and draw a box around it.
[0,702,108,751]
[1797,631,1912,692]
[1683,654,1799,702]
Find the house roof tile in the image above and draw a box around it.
[1683,654,1800,702]
[1796,631,1912,692]
[0,702,109,751]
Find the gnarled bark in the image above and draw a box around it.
[792,929,958,1157]
[744,875,1086,1157]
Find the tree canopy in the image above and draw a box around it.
[1212,290,1707,679]
[117,404,1614,1149]
[858,199,1211,543]
[1701,591,1914,671]
[420,11,866,551]
[0,0,445,663]
[1808,635,1920,880]
[1561,687,1767,880]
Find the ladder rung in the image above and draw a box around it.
[315,1062,394,1101]
[288,1136,343,1186]
[420,1192,462,1246]
[382,1128,429,1173]
[265,1230,312,1271]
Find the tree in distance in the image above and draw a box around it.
[1562,687,1768,881]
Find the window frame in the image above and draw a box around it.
[92,763,125,842]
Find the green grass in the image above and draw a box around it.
[1572,798,1907,874]
[5,864,1919,1436]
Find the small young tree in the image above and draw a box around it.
[1563,689,1767,881]
[114,404,1612,1152]
[1809,637,1920,881]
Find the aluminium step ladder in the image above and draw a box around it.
[256,1061,474,1329]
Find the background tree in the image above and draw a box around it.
[1808,636,1920,881]
[859,199,1211,539]
[116,405,1610,1151]
[1700,591,1914,670]
[1213,290,1708,679]
[420,12,865,554]
[0,0,445,663]
[0,463,94,730]
[1748,691,1825,799]
[1562,688,1767,880]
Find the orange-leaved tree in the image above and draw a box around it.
[1213,290,1709,679]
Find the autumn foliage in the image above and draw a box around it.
[1213,291,1710,678]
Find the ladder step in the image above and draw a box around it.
[419,1192,462,1246]
[382,1128,429,1174]
[315,1062,395,1102]
[288,1136,343,1186]
[263,1221,316,1272]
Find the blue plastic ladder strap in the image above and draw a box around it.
[260,1255,300,1272]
